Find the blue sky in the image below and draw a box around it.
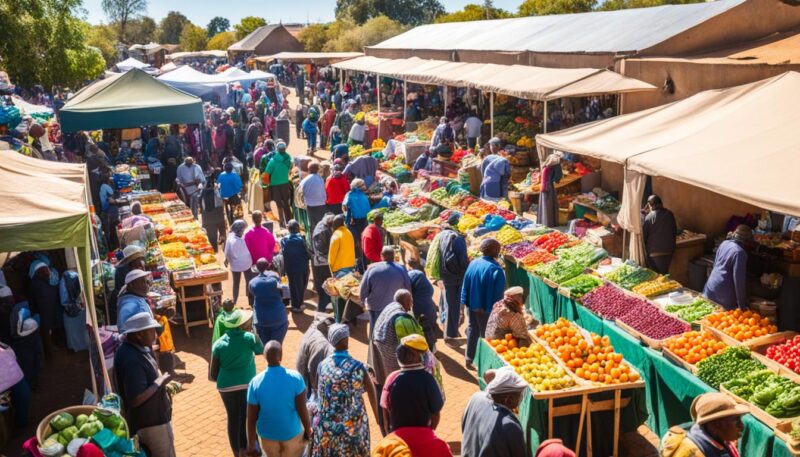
[80,0,523,25]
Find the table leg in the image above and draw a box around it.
[586,398,593,457]
[548,398,554,439]
[575,394,588,457]
[180,286,189,336]
[613,389,621,457]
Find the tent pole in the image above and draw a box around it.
[490,92,494,138]
[443,86,448,118]
[376,75,381,140]
[544,100,549,134]
[403,80,408,123]
[74,246,112,394]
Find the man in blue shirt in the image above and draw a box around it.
[217,162,243,225]
[117,270,153,333]
[246,341,310,457]
[461,238,506,369]
[343,178,372,271]
[249,258,289,344]
[359,246,412,334]
[704,225,752,310]
[299,162,327,233]
[281,221,310,313]
[480,139,511,200]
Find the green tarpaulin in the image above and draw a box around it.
[60,68,205,132]
[507,264,794,457]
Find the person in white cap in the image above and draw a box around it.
[112,245,145,320]
[461,367,527,457]
[116,269,153,333]
[114,312,175,457]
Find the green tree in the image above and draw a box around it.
[336,0,445,25]
[157,11,189,44]
[179,23,208,51]
[87,23,118,63]
[206,16,230,37]
[518,0,596,16]
[234,16,267,39]
[298,23,329,52]
[207,31,236,50]
[324,16,406,52]
[599,0,703,10]
[101,0,148,43]
[126,16,156,43]
[0,0,105,89]
[435,3,512,23]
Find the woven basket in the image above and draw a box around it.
[37,405,129,443]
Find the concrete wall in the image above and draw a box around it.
[618,58,800,113]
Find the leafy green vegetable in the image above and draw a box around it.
[560,274,603,298]
[665,298,719,323]
[534,258,584,284]
[50,412,75,431]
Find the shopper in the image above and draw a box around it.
[408,263,439,351]
[537,152,562,227]
[218,161,244,225]
[116,269,153,333]
[115,312,175,457]
[428,218,469,342]
[265,141,294,227]
[461,238,506,369]
[176,157,206,219]
[311,214,335,312]
[642,194,678,275]
[463,112,482,149]
[359,247,412,332]
[224,220,254,306]
[210,309,264,457]
[325,164,349,214]
[703,225,753,310]
[343,178,371,271]
[295,316,334,395]
[281,220,311,313]
[300,162,327,232]
[59,270,89,352]
[250,258,289,344]
[480,138,511,201]
[201,172,227,249]
[361,212,384,266]
[328,215,356,278]
[246,341,311,457]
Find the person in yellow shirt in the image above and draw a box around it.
[328,215,356,278]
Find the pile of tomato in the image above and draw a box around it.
[766,335,800,373]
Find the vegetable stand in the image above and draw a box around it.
[172,270,227,336]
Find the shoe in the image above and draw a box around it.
[291,308,304,314]
[443,337,460,348]
[465,361,475,371]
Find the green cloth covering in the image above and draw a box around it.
[60,69,204,132]
[520,273,795,457]
[504,259,530,300]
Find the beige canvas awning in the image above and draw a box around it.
[255,52,363,64]
[333,56,655,101]
[537,72,800,216]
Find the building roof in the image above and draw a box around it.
[229,24,282,52]
[370,0,746,55]
[255,52,363,64]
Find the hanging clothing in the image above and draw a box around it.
[537,164,562,227]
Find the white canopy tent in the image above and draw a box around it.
[157,65,229,100]
[536,72,800,261]
[115,57,152,72]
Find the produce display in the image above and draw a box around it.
[582,285,650,320]
[724,369,800,418]
[503,241,537,259]
[520,250,558,268]
[766,335,800,374]
[457,214,482,232]
[465,200,499,218]
[696,346,765,389]
[704,309,778,342]
[382,209,418,228]
[631,276,682,297]
[535,318,640,385]
[559,274,603,298]
[533,231,570,253]
[533,258,583,284]
[487,335,576,392]
[665,298,719,323]
[618,306,690,341]
[40,407,129,456]
[664,330,727,365]
[592,195,621,213]
[604,263,659,290]
[495,225,523,246]
[555,242,607,268]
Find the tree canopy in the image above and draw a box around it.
[126,16,156,44]
[179,23,208,51]
[207,31,236,50]
[335,0,445,25]
[298,23,329,52]
[234,16,267,39]
[0,0,105,89]
[518,0,596,16]
[101,0,147,43]
[599,0,703,10]
[157,11,189,44]
[324,16,407,52]
[206,16,230,37]
[435,2,513,23]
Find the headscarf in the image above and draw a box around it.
[485,366,528,396]
[231,219,247,237]
[327,323,349,346]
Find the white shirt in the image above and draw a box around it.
[223,235,253,273]
[349,123,366,142]
[464,116,482,138]
[176,163,206,195]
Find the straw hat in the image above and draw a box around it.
[690,392,748,425]
[122,312,162,335]
[221,309,254,329]
[118,245,144,267]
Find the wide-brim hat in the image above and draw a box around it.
[118,245,144,267]
[222,309,253,329]
[122,311,163,335]
[690,392,749,425]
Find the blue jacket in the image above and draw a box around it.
[343,189,371,222]
[217,171,243,199]
[461,256,506,313]
[250,272,287,327]
[280,234,310,274]
[437,229,469,286]
[117,293,152,333]
[703,240,748,310]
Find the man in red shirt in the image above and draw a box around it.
[325,164,349,215]
[361,212,384,265]
[320,103,337,150]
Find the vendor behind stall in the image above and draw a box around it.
[703,225,752,310]
[537,152,562,227]
[642,195,677,275]
[480,138,511,201]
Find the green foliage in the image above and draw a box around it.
[335,0,445,25]
[599,0,704,10]
[518,0,596,15]
[101,0,148,43]
[323,16,407,52]
[206,31,236,50]
[0,0,106,89]
[126,16,156,44]
[157,11,189,44]
[179,23,208,51]
[435,3,513,23]
[87,23,118,63]
[206,16,230,37]
[298,23,329,52]
[234,16,267,40]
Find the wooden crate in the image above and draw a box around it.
[774,422,800,456]
[721,384,798,431]
[750,333,800,384]
[542,277,559,289]
[700,320,795,349]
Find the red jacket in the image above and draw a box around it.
[361,223,383,263]
[325,175,349,205]
[321,109,336,137]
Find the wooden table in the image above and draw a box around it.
[172,270,228,336]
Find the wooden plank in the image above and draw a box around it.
[701,321,795,349]
[548,398,554,439]
[613,389,621,457]
[774,422,800,456]
[575,394,588,457]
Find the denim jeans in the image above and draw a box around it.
[442,282,463,338]
[465,308,490,363]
